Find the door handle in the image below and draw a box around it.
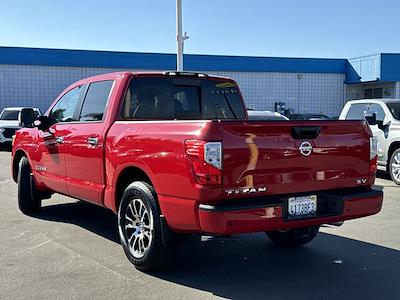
[87,137,99,146]
[55,136,64,144]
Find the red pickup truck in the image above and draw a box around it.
[12,71,383,270]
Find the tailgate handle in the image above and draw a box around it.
[291,126,321,139]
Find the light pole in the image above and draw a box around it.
[176,0,189,71]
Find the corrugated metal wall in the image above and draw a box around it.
[0,64,345,116]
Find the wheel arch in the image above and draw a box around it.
[114,165,155,212]
[387,141,400,171]
[12,149,28,183]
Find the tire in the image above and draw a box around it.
[118,181,176,271]
[266,226,320,247]
[17,157,41,214]
[389,149,400,185]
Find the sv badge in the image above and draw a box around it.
[356,178,367,184]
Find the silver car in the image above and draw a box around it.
[247,110,289,121]
[339,99,400,184]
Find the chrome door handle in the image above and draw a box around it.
[55,136,64,144]
[87,137,99,146]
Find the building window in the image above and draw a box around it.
[364,88,382,99]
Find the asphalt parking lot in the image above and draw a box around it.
[0,151,399,300]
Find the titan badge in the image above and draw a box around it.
[225,186,267,196]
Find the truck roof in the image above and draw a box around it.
[2,107,41,110]
[80,71,232,83]
[347,98,400,104]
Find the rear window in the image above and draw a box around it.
[0,110,19,120]
[121,77,246,120]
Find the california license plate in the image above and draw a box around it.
[288,195,317,219]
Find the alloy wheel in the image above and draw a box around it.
[123,198,153,258]
[392,152,400,182]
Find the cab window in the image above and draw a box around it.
[79,80,114,122]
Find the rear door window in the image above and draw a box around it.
[79,80,114,121]
[386,102,400,120]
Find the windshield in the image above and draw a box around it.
[386,102,400,120]
[0,110,19,120]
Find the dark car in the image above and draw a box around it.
[288,113,330,120]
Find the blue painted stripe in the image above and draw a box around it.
[0,46,358,80]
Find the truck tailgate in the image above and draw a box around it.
[221,120,372,199]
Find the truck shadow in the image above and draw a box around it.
[160,234,400,299]
[37,201,120,243]
[35,200,400,299]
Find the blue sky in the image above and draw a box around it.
[0,0,399,58]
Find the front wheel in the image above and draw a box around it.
[17,157,41,215]
[266,226,319,247]
[118,181,176,271]
[389,149,400,185]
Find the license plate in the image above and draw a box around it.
[288,195,317,219]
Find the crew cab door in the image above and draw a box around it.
[63,80,114,204]
[36,86,84,194]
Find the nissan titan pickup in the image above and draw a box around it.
[12,72,383,270]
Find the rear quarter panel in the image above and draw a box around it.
[105,120,223,208]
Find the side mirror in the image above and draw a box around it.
[365,112,386,129]
[34,115,57,132]
[365,112,377,125]
[382,117,391,127]
[18,108,35,128]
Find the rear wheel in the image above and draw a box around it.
[389,149,400,185]
[266,226,319,247]
[17,157,41,215]
[118,181,176,271]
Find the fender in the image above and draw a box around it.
[104,160,157,212]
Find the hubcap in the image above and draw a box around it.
[123,198,153,258]
[392,153,400,182]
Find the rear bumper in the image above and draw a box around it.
[197,189,383,235]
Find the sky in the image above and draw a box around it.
[0,0,399,59]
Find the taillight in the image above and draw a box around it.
[370,137,378,174]
[185,140,222,185]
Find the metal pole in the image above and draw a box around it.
[176,0,183,71]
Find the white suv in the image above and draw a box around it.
[339,99,400,184]
[0,107,41,148]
